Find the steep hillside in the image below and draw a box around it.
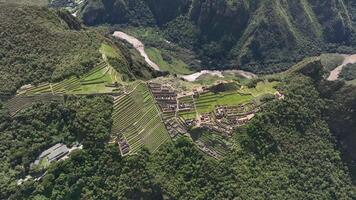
[2,58,355,200]
[79,0,356,73]
[0,3,157,96]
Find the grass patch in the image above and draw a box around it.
[320,53,345,72]
[195,92,254,113]
[195,81,278,114]
[179,111,197,120]
[100,43,119,58]
[24,61,120,95]
[146,47,193,75]
[240,81,279,97]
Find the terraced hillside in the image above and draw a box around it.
[0,3,159,96]
[178,95,197,120]
[194,81,278,114]
[4,94,63,116]
[112,82,170,154]
[19,61,121,95]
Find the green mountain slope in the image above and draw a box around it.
[1,56,355,200]
[0,3,158,96]
[79,0,356,73]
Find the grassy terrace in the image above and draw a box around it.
[195,81,278,114]
[178,95,197,120]
[112,82,170,154]
[146,47,193,75]
[190,128,230,158]
[23,61,120,95]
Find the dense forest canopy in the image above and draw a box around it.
[80,0,356,73]
[0,3,159,96]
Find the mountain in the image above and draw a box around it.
[0,3,158,96]
[79,0,356,73]
[1,56,355,199]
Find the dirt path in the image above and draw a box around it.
[112,31,160,71]
[327,54,356,81]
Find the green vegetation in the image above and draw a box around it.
[1,1,356,199]
[0,96,113,199]
[146,47,193,74]
[196,92,253,114]
[81,0,356,73]
[112,82,170,153]
[0,0,49,6]
[195,81,278,113]
[100,43,120,58]
[178,95,197,120]
[0,4,159,96]
[340,63,356,81]
[0,4,101,95]
[22,61,119,95]
[190,128,231,157]
[120,26,200,73]
[320,53,345,72]
[1,59,355,199]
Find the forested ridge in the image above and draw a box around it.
[0,3,158,96]
[1,62,355,199]
[80,0,356,73]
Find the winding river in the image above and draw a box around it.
[112,31,257,81]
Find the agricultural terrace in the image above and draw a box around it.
[22,61,120,95]
[178,95,197,120]
[112,82,170,154]
[4,94,63,116]
[195,81,278,114]
[190,128,231,158]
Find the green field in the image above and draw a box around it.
[23,61,120,95]
[146,47,193,75]
[100,43,120,58]
[178,95,197,120]
[195,81,278,114]
[194,71,250,86]
[112,82,170,154]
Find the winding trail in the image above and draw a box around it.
[112,31,160,71]
[327,54,356,81]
